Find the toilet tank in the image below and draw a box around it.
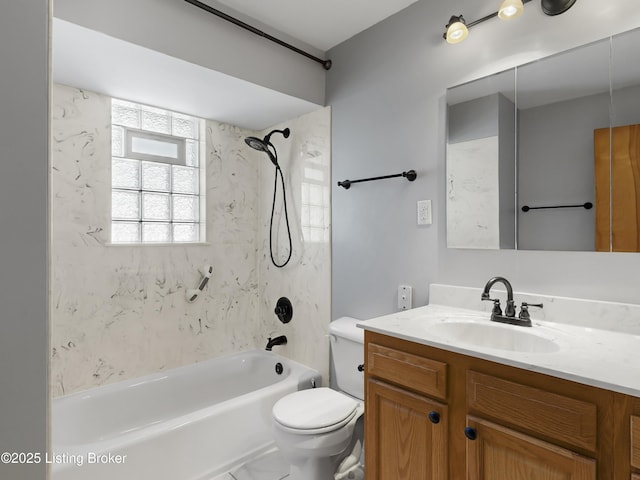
[329,317,364,400]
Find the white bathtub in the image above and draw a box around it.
[52,350,320,480]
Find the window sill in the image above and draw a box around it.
[105,242,211,247]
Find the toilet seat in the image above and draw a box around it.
[273,387,359,435]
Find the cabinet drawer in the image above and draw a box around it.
[632,415,640,469]
[467,371,597,452]
[367,343,447,400]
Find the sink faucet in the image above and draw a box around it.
[265,335,287,351]
[481,276,539,327]
[481,276,516,317]
[481,277,543,327]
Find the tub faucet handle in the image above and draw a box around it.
[274,297,293,324]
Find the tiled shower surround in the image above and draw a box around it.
[51,84,331,396]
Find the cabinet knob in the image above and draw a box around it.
[464,427,478,440]
[428,411,440,424]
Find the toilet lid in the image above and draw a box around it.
[273,387,358,431]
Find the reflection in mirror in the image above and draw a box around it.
[605,28,640,252]
[446,69,516,249]
[445,26,640,253]
[517,38,610,252]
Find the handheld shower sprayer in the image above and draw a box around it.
[244,128,290,167]
[244,128,293,268]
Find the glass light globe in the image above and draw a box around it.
[498,0,524,19]
[446,20,469,44]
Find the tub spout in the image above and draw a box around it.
[265,335,287,351]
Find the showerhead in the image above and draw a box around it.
[244,128,291,167]
[244,126,293,268]
[245,136,269,152]
[245,136,277,166]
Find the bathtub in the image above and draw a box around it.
[52,350,320,480]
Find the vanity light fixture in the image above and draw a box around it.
[444,15,469,44]
[443,0,531,44]
[499,0,525,20]
[541,0,577,15]
[443,0,577,44]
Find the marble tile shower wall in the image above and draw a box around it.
[256,109,332,386]
[51,84,330,396]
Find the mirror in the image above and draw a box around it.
[607,28,640,252]
[446,70,515,249]
[517,38,610,251]
[446,26,640,252]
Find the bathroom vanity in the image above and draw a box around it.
[359,286,640,479]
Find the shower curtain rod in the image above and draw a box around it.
[183,0,333,70]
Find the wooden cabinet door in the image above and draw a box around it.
[594,124,640,251]
[466,416,596,480]
[366,378,448,480]
[632,415,640,470]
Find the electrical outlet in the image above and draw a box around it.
[417,200,432,225]
[398,285,413,310]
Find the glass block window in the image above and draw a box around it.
[111,99,205,244]
[301,161,330,243]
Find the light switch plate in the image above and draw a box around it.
[417,200,432,225]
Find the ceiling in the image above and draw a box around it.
[52,19,323,131]
[213,0,420,51]
[52,1,418,130]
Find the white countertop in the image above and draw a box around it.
[358,303,640,398]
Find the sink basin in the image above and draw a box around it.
[428,321,560,353]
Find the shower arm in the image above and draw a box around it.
[264,129,289,144]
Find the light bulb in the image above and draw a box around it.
[498,0,524,19]
[446,18,469,44]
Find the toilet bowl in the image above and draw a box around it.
[272,388,363,480]
[271,317,365,480]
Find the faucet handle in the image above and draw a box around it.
[522,302,543,309]
[482,297,502,316]
[518,302,543,320]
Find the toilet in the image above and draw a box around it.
[272,317,365,480]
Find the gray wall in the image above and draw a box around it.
[612,84,640,127]
[328,0,640,320]
[448,95,500,143]
[517,91,610,251]
[0,1,49,479]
